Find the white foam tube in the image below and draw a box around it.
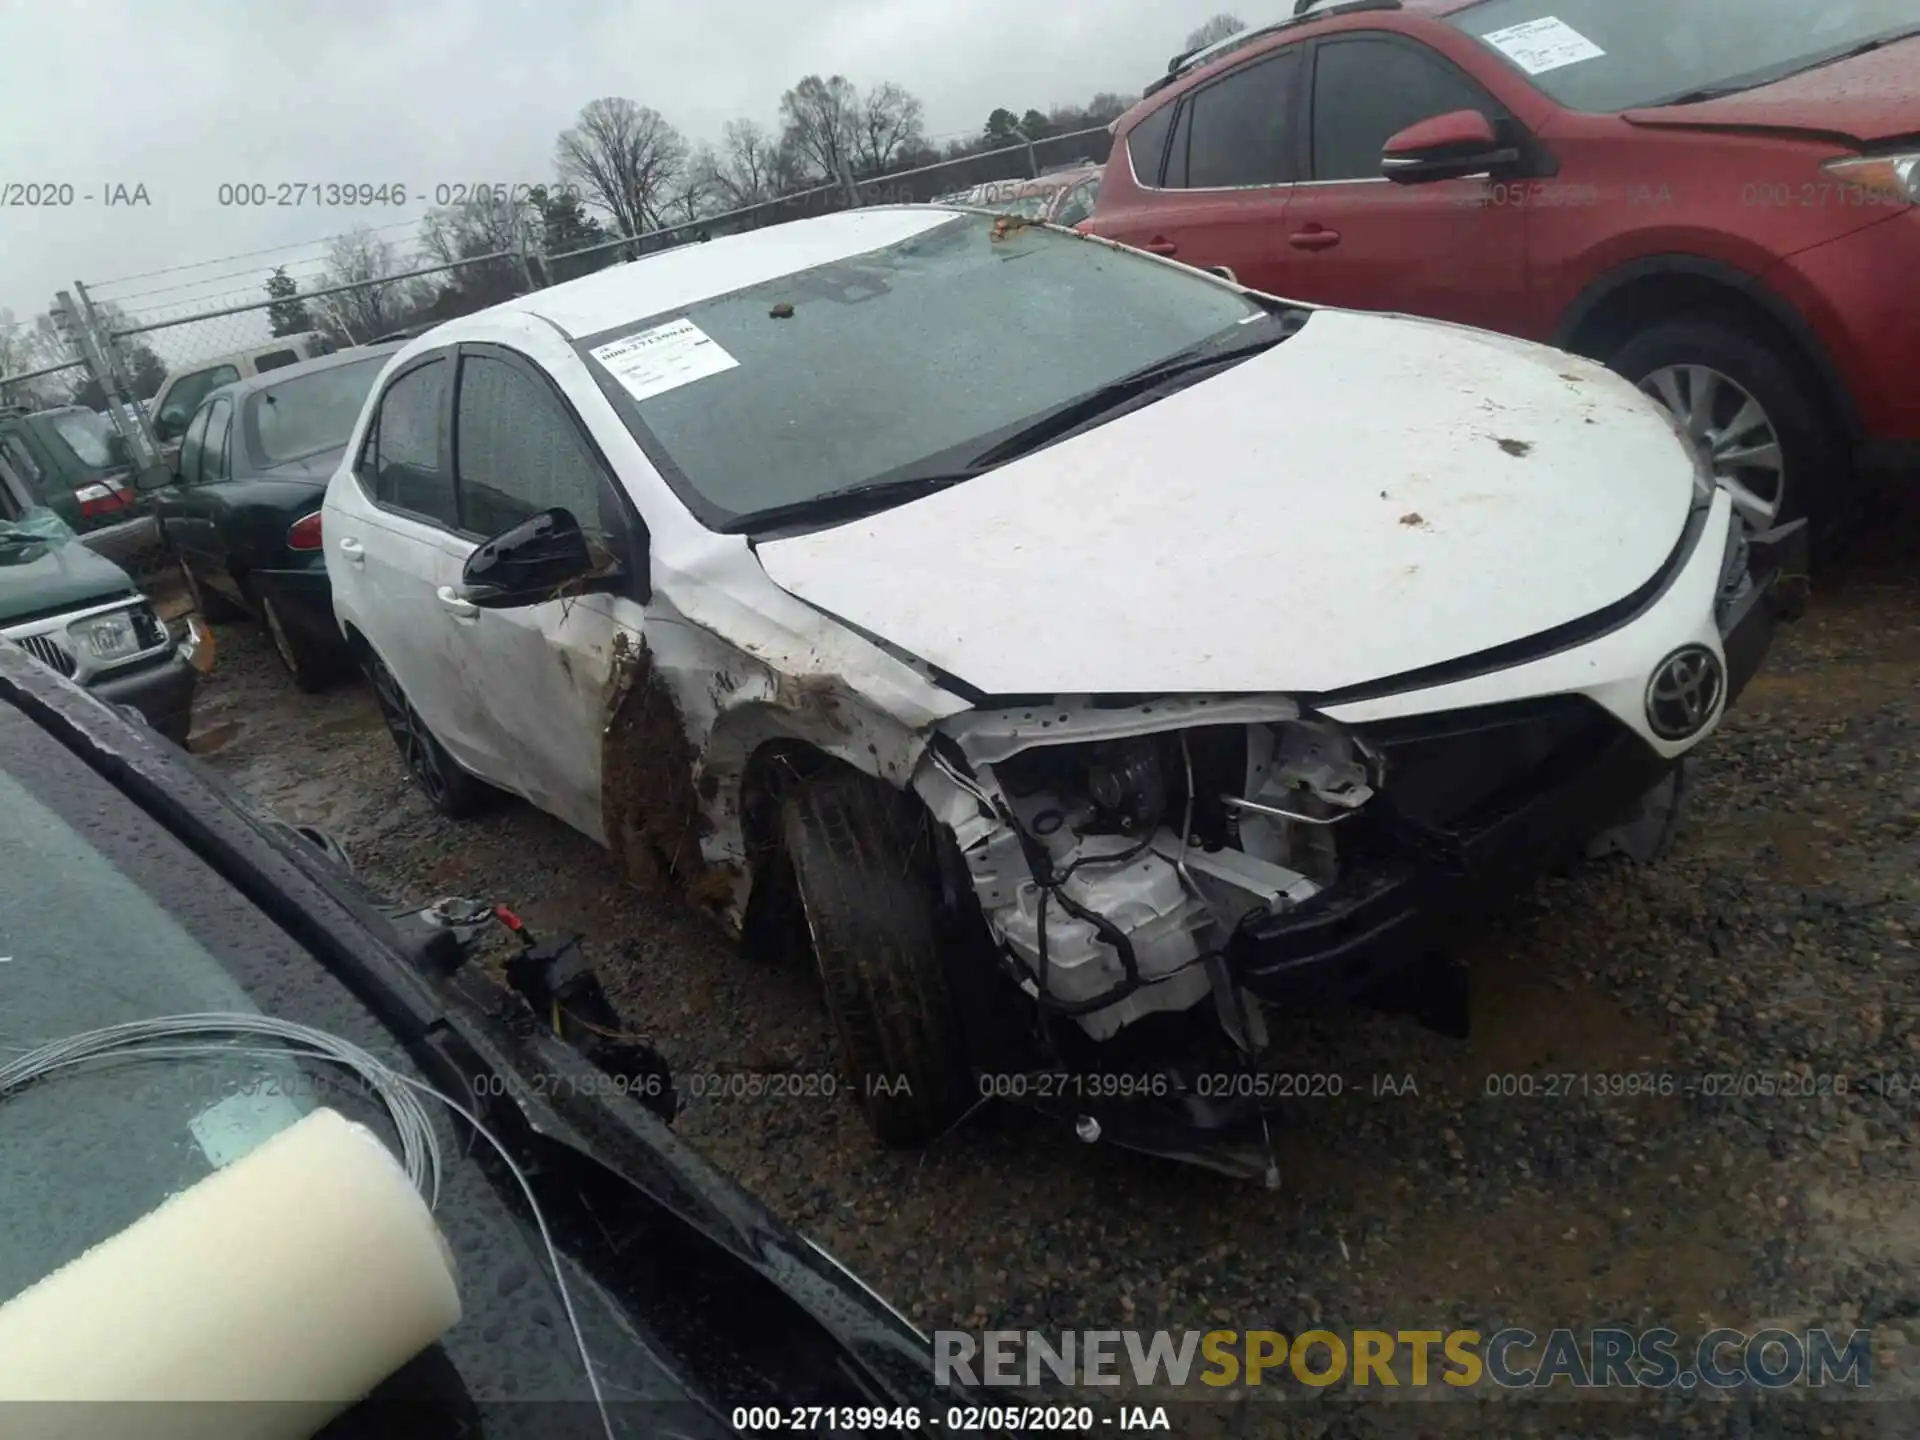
[0,1106,463,1440]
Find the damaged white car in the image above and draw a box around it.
[323,206,1805,1174]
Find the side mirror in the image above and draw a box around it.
[461,507,602,609]
[1381,109,1518,184]
[133,461,175,493]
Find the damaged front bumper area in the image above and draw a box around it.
[912,508,1806,1171]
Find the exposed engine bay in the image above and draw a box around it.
[921,720,1377,1046]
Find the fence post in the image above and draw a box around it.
[515,218,542,293]
[834,153,861,210]
[62,285,163,474]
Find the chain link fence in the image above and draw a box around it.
[6,126,1111,599]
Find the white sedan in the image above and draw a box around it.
[323,206,1804,1171]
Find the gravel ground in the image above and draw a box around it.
[181,494,1919,1437]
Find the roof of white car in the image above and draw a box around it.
[497,206,961,341]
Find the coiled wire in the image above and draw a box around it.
[0,1014,444,1205]
[0,1014,615,1440]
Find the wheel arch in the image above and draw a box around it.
[1552,255,1860,441]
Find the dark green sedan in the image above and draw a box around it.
[143,342,401,690]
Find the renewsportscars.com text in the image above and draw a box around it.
[935,1327,1873,1392]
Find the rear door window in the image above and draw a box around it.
[1124,105,1174,186]
[368,357,456,526]
[1175,49,1302,189]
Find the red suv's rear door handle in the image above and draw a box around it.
[1143,237,1179,255]
[1288,227,1342,251]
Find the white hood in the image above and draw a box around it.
[754,308,1697,697]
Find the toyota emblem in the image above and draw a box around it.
[1645,645,1725,741]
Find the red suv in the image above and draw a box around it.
[1087,0,1920,539]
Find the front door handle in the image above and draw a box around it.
[336,536,364,567]
[436,585,479,620]
[1288,227,1342,251]
[1143,237,1179,255]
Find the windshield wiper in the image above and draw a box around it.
[726,312,1303,535]
[1661,26,1920,105]
[722,474,978,534]
[1662,84,1756,105]
[960,322,1297,473]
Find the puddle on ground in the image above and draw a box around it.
[186,720,243,754]
[313,709,383,738]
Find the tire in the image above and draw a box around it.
[779,770,973,1148]
[179,555,244,620]
[258,590,335,694]
[1606,314,1849,542]
[363,649,491,820]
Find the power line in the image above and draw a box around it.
[88,210,441,292]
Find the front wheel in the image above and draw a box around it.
[1607,315,1848,538]
[779,770,974,1147]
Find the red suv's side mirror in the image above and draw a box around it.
[1381,109,1518,185]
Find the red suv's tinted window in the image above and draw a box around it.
[1170,50,1302,189]
[1311,37,1496,181]
[1125,106,1174,186]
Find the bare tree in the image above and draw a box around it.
[850,82,926,175]
[1184,12,1246,51]
[419,192,531,294]
[778,75,860,184]
[312,227,422,342]
[665,147,723,226]
[706,119,785,208]
[555,97,689,239]
[0,309,69,406]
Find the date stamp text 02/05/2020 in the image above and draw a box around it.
[210,182,585,208]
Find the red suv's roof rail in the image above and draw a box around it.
[1145,0,1404,96]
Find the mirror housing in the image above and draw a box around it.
[133,461,175,492]
[461,507,611,609]
[1381,109,1518,184]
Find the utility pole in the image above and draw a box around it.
[61,285,162,474]
[1011,124,1041,178]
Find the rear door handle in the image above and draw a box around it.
[1288,227,1342,251]
[336,536,364,567]
[436,585,479,621]
[1143,237,1179,255]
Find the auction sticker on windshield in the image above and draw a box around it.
[590,318,739,403]
[1481,17,1605,75]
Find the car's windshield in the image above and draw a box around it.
[0,505,77,557]
[244,355,388,468]
[36,409,118,471]
[0,722,411,1299]
[1450,0,1920,109]
[577,211,1265,527]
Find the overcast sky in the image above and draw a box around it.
[0,0,1236,335]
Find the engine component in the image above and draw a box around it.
[1084,738,1167,832]
[922,716,1376,1045]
